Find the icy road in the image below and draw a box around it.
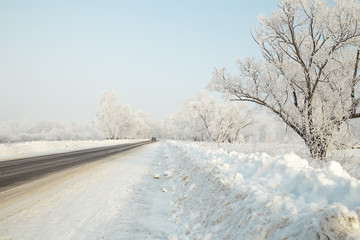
[0,142,176,239]
[0,141,152,189]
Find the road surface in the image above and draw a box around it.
[0,140,152,190]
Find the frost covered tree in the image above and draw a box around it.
[165,92,255,143]
[210,0,360,159]
[96,90,120,139]
[213,102,255,143]
[183,92,216,141]
[132,110,152,139]
[113,104,134,139]
[96,90,152,139]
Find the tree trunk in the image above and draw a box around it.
[304,134,330,160]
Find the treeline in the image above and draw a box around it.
[2,90,358,149]
[0,121,98,143]
[160,92,302,144]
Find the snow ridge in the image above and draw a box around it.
[166,141,360,239]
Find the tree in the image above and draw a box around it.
[164,92,255,143]
[209,0,360,159]
[163,93,212,141]
[96,90,153,139]
[214,103,255,143]
[185,92,216,141]
[132,110,152,139]
[96,90,120,139]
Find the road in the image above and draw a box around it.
[0,140,153,191]
[0,142,177,239]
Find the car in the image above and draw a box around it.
[151,137,157,141]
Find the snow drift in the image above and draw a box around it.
[165,141,360,239]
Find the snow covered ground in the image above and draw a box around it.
[163,141,360,239]
[0,139,147,161]
[1,140,359,239]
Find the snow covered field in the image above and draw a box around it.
[1,140,359,239]
[0,139,147,161]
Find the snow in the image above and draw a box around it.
[0,139,147,161]
[1,140,359,239]
[192,141,360,179]
[164,141,360,239]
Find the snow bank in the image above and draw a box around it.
[192,141,360,179]
[165,141,360,239]
[0,139,147,161]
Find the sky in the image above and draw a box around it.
[0,0,278,123]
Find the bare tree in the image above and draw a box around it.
[210,0,360,159]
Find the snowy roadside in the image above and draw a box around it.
[0,139,148,161]
[164,141,360,239]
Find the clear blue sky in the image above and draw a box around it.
[0,0,277,122]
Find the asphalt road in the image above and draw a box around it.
[0,141,153,191]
